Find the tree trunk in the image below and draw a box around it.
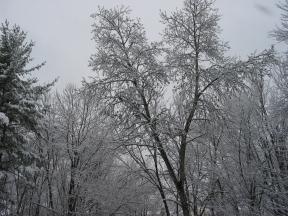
[47,176,54,210]
[67,172,76,216]
[154,145,170,216]
[177,183,190,216]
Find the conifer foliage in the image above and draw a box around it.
[0,21,53,213]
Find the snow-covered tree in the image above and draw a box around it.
[0,21,54,214]
[272,0,288,43]
[0,21,54,170]
[2,1,286,215]
[87,0,280,215]
[88,5,171,215]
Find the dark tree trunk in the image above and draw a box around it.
[67,177,76,216]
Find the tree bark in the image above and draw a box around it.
[67,169,76,216]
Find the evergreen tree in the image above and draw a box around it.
[0,21,54,213]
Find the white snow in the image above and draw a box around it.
[0,112,9,125]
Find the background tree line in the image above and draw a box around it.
[1,0,288,215]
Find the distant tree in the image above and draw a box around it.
[268,2,288,214]
[53,85,116,216]
[272,0,288,43]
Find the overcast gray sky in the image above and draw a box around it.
[0,0,282,90]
